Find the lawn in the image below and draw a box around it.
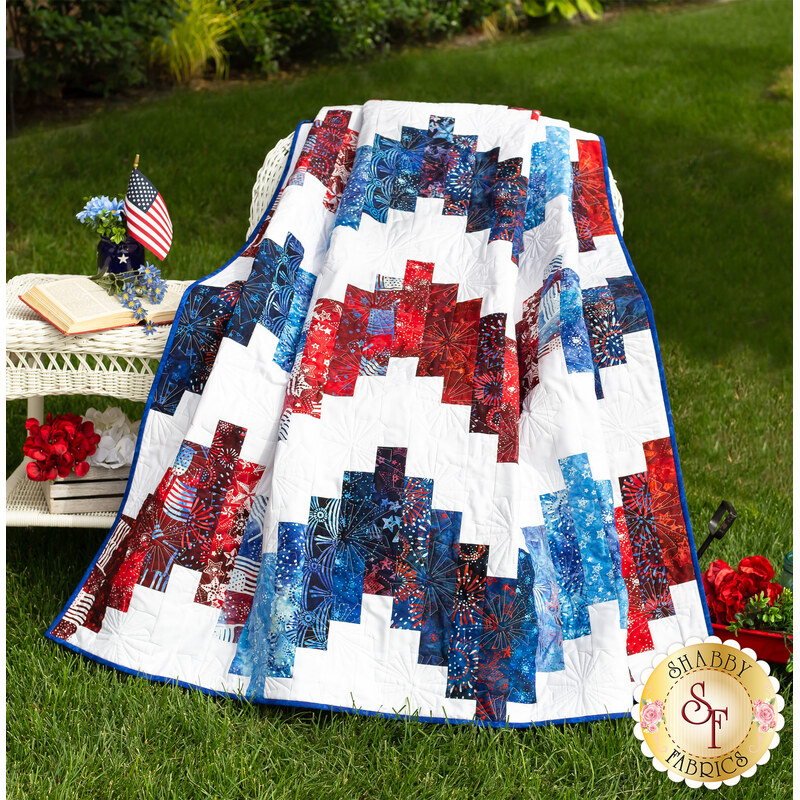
[6,0,793,798]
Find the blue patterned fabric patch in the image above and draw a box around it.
[506,549,539,704]
[582,285,627,399]
[558,453,619,608]
[417,509,461,667]
[152,283,241,415]
[541,490,591,640]
[545,125,573,205]
[537,258,593,375]
[264,521,307,679]
[225,232,315,372]
[521,525,565,672]
[336,144,372,229]
[606,276,649,335]
[558,268,593,374]
[532,454,626,646]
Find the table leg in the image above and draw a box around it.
[26,395,43,422]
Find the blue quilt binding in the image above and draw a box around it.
[598,135,713,637]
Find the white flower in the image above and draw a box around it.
[84,406,141,468]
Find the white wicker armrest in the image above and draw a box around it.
[247,133,296,239]
[608,169,624,233]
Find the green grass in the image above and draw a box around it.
[6,1,793,797]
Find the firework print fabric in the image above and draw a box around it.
[48,101,711,727]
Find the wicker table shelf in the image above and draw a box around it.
[6,272,192,528]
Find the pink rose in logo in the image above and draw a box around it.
[752,699,777,733]
[641,699,664,734]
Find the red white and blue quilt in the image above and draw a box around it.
[48,101,711,726]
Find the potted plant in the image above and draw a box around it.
[76,195,145,275]
[702,556,793,669]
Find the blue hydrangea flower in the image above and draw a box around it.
[76,196,125,224]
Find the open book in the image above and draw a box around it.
[19,276,185,335]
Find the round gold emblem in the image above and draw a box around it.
[633,639,784,787]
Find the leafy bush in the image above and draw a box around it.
[7,0,178,98]
[151,0,243,83]
[227,0,491,75]
[728,588,793,671]
[8,0,606,99]
[220,2,311,76]
[523,0,603,22]
[482,0,602,37]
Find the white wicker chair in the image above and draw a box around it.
[246,132,624,238]
[246,132,295,239]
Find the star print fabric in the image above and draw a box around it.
[48,101,710,727]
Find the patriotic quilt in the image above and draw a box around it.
[48,101,711,726]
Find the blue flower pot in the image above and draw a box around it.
[96,236,145,276]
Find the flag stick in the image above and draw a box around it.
[133,153,140,170]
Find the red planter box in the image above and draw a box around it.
[711,624,793,664]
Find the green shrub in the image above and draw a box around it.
[7,0,178,98]
[226,0,492,75]
[223,2,314,75]
[302,0,486,58]
[482,0,603,37]
[8,0,605,99]
[150,0,243,83]
[523,0,603,22]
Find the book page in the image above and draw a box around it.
[37,277,123,322]
[140,281,184,322]
[22,275,187,333]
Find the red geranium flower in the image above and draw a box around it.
[701,556,784,625]
[23,412,100,482]
[738,555,775,589]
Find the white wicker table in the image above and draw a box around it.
[6,273,192,528]
[5,132,291,531]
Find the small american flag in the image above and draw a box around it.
[125,168,173,261]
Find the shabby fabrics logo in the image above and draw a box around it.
[632,636,784,788]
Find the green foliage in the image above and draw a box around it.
[151,0,251,83]
[86,211,128,244]
[300,0,481,58]
[728,589,793,671]
[223,3,296,75]
[482,0,602,38]
[728,588,793,635]
[6,0,177,98]
[228,0,488,75]
[523,0,604,21]
[8,0,485,94]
